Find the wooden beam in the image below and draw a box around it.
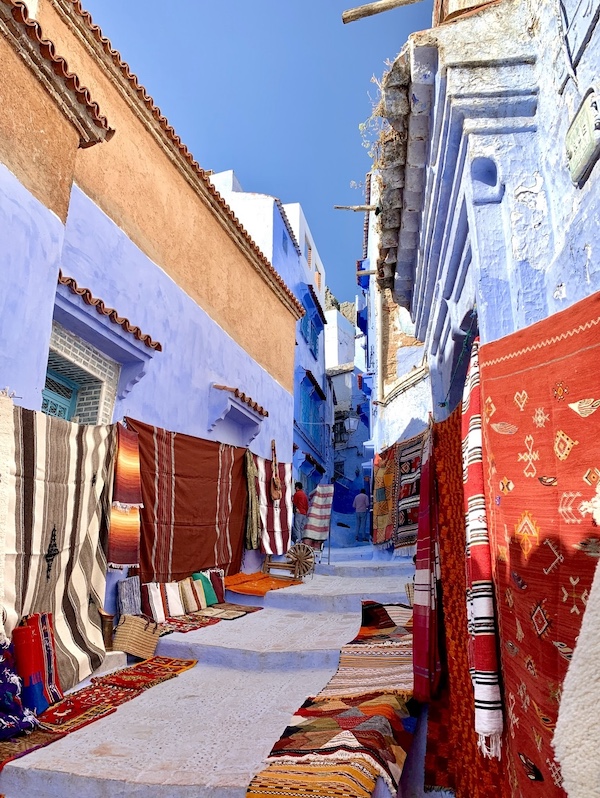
[342,0,423,24]
[334,204,377,212]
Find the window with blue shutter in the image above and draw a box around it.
[41,370,79,420]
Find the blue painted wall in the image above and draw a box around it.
[330,367,371,547]
[0,172,300,615]
[0,165,63,407]
[408,0,600,417]
[62,187,293,462]
[208,173,331,483]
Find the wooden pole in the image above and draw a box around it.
[342,0,423,24]
[334,205,377,212]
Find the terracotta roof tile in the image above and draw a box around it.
[213,384,269,417]
[0,0,113,146]
[58,271,162,351]
[60,1,303,317]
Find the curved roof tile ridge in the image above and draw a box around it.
[212,384,269,417]
[0,0,113,145]
[63,0,303,317]
[58,271,162,351]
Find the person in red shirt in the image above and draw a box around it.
[292,481,309,544]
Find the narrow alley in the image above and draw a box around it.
[1,551,418,798]
[0,1,599,798]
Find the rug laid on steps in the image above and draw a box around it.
[267,693,419,795]
[224,571,302,596]
[352,601,413,643]
[247,760,381,798]
[424,407,509,798]
[479,291,600,798]
[190,602,263,620]
[158,614,221,635]
[0,656,196,771]
[316,639,414,699]
[158,603,262,633]
[92,656,196,689]
[317,602,414,699]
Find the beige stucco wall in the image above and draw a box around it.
[0,35,79,220]
[34,1,296,391]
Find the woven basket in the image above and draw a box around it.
[113,615,159,660]
[405,581,415,607]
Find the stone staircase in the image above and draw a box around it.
[0,548,421,798]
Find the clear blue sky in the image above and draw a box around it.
[82,0,433,302]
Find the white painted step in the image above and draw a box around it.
[0,662,338,798]
[262,573,409,612]
[156,607,359,670]
[315,560,414,579]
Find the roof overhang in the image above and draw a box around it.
[0,0,113,147]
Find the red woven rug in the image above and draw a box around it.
[479,293,600,797]
[0,657,196,772]
[425,407,509,798]
[128,418,247,582]
[39,683,142,732]
[93,656,196,690]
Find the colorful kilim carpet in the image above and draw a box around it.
[108,423,143,568]
[316,640,414,699]
[224,571,302,596]
[393,433,426,556]
[247,761,380,798]
[158,602,262,633]
[38,683,143,732]
[192,602,263,620]
[318,603,414,699]
[478,292,600,798]
[413,432,441,703]
[267,693,418,794]
[462,340,503,756]
[0,656,196,772]
[425,407,509,798]
[372,443,399,546]
[158,614,221,635]
[92,656,196,690]
[352,602,413,642]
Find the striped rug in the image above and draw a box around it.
[0,399,116,691]
[317,604,414,699]
[316,637,414,698]
[253,455,292,555]
[303,484,334,542]
[107,423,142,568]
[127,418,247,582]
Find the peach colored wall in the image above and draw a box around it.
[0,36,79,220]
[35,1,296,391]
